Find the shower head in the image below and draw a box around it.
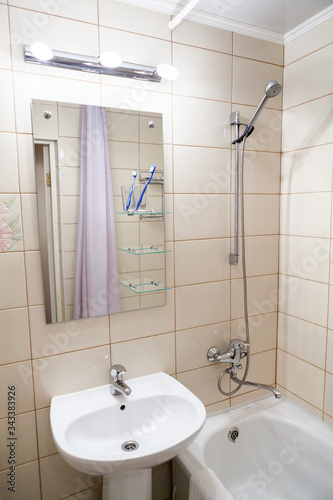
[265,80,282,98]
[247,80,282,129]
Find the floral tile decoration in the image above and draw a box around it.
[0,195,23,252]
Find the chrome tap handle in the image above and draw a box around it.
[110,364,127,379]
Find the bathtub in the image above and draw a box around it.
[173,396,333,500]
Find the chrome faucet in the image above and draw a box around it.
[207,340,282,399]
[110,364,132,396]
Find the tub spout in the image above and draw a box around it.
[230,373,282,398]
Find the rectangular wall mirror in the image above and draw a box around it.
[32,99,169,324]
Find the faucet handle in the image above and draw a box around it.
[110,364,127,378]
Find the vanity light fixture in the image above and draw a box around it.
[24,45,179,83]
[99,51,122,68]
[156,64,179,81]
[30,42,53,61]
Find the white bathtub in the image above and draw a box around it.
[174,396,333,500]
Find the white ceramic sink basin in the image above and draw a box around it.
[50,372,206,476]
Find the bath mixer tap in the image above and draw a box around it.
[230,372,282,399]
[207,340,249,365]
[207,340,282,399]
[110,364,132,396]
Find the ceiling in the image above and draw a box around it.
[117,0,333,43]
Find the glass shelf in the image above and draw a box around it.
[120,278,171,294]
[118,245,171,256]
[117,210,170,217]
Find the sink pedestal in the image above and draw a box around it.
[103,469,152,500]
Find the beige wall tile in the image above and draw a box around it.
[281,144,333,194]
[230,388,269,406]
[175,280,230,331]
[40,454,101,500]
[174,194,230,240]
[231,235,279,279]
[285,17,333,65]
[276,385,323,419]
[111,289,175,342]
[0,361,34,418]
[231,274,278,319]
[173,20,232,53]
[0,4,10,70]
[0,461,41,500]
[205,399,230,414]
[0,307,30,365]
[174,146,231,194]
[243,195,280,236]
[17,134,36,193]
[279,275,328,327]
[25,251,44,306]
[33,346,110,408]
[98,0,171,40]
[177,364,229,406]
[36,407,57,457]
[0,69,15,132]
[111,332,175,378]
[324,372,333,417]
[327,330,333,374]
[21,194,39,250]
[279,236,330,284]
[173,96,231,147]
[231,312,277,354]
[9,0,98,23]
[233,34,283,65]
[0,133,18,192]
[233,57,282,109]
[29,305,109,357]
[59,138,81,167]
[282,95,333,151]
[284,44,333,109]
[0,252,27,309]
[176,322,231,372]
[175,238,230,286]
[280,193,331,238]
[277,350,325,409]
[278,313,327,369]
[173,44,231,101]
[243,151,280,194]
[0,411,37,470]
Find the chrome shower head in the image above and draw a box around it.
[247,80,282,129]
[265,80,282,98]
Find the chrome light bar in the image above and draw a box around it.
[24,45,162,83]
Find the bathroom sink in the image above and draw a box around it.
[50,372,206,476]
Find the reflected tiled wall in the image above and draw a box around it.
[277,18,333,423]
[0,1,283,498]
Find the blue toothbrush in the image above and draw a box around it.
[126,170,137,210]
[136,165,156,211]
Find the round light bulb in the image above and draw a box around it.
[30,42,53,61]
[99,51,122,68]
[157,64,179,81]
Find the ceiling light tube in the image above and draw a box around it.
[168,0,201,30]
[24,45,162,83]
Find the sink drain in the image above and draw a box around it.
[121,440,139,452]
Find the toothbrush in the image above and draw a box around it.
[136,165,156,211]
[126,170,137,210]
